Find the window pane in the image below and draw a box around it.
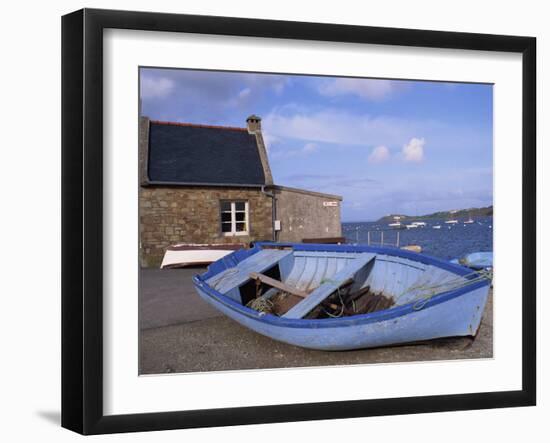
[235,202,246,211]
[221,212,232,222]
[220,201,231,212]
[221,222,233,232]
[236,222,246,232]
[235,212,245,222]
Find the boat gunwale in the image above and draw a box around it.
[200,242,474,280]
[193,243,491,329]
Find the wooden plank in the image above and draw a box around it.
[206,249,292,294]
[302,237,346,244]
[309,256,329,290]
[284,256,306,286]
[294,251,362,259]
[249,272,308,298]
[295,256,320,291]
[283,253,376,319]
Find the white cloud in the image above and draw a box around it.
[140,76,175,99]
[238,87,251,99]
[262,132,280,154]
[402,137,425,162]
[270,141,320,160]
[263,109,423,147]
[318,78,402,100]
[302,142,318,154]
[368,145,390,163]
[271,78,289,94]
[240,74,289,95]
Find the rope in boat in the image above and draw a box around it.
[317,278,349,318]
[395,269,493,310]
[246,297,274,314]
[321,286,346,318]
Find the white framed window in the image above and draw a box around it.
[220,201,249,236]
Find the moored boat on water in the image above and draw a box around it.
[192,242,491,351]
[388,216,406,229]
[450,252,493,270]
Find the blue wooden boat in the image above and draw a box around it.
[192,243,491,351]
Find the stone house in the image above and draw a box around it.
[139,115,342,267]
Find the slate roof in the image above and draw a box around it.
[147,121,267,186]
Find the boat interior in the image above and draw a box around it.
[205,246,467,320]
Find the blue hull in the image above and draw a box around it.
[192,243,491,351]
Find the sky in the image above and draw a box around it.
[140,67,493,222]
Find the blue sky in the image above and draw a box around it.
[140,67,493,222]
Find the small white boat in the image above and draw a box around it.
[464,217,475,224]
[405,224,419,229]
[160,243,244,269]
[445,220,459,224]
[432,225,441,229]
[388,216,405,229]
[411,221,427,227]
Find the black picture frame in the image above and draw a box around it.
[61,8,536,435]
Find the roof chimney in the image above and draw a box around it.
[245,115,273,185]
[246,114,262,134]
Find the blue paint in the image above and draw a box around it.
[193,243,491,350]
[283,253,375,319]
[460,252,493,270]
[206,248,292,295]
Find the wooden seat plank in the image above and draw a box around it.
[207,249,292,294]
[283,253,376,319]
[249,272,308,298]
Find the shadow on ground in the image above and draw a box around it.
[36,410,60,425]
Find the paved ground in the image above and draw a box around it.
[139,267,219,329]
[139,268,493,374]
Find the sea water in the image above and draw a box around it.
[342,217,493,261]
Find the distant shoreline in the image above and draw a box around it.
[342,206,493,224]
[342,215,494,224]
[373,206,493,224]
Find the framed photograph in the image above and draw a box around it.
[62,8,536,435]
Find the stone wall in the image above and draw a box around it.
[140,186,273,267]
[274,186,342,243]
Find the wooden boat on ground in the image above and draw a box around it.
[160,243,244,269]
[192,243,491,350]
